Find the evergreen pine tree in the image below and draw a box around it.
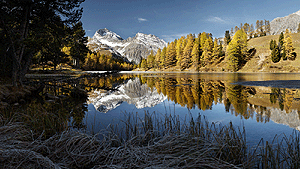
[182,38,187,49]
[259,20,265,36]
[147,50,155,69]
[234,26,239,34]
[249,24,254,38]
[240,23,243,30]
[226,29,248,71]
[226,40,240,71]
[212,39,219,63]
[191,38,200,70]
[70,21,89,68]
[200,32,207,50]
[160,47,167,69]
[230,28,234,37]
[242,23,250,36]
[201,37,213,66]
[176,37,184,67]
[155,48,161,69]
[83,52,93,69]
[181,35,194,70]
[270,40,276,50]
[271,46,281,63]
[224,30,231,45]
[255,20,260,33]
[284,29,296,60]
[279,32,284,49]
[165,42,176,68]
[219,43,224,58]
[265,20,270,35]
[282,47,287,60]
[141,59,147,69]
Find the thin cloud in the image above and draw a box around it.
[162,33,190,42]
[138,18,148,22]
[207,16,229,24]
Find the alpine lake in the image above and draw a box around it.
[24,72,300,146]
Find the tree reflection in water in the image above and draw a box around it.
[131,74,300,127]
[23,73,300,136]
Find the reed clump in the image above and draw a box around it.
[1,111,300,168]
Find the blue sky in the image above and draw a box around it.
[81,0,300,42]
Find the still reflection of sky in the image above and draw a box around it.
[84,95,294,146]
[82,72,300,147]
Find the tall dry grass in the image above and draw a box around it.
[1,110,300,168]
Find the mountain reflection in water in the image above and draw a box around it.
[85,73,300,135]
[87,78,167,113]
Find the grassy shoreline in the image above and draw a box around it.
[2,71,300,168]
[1,110,300,168]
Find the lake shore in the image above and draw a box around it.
[1,112,300,168]
[235,80,300,89]
[3,71,300,168]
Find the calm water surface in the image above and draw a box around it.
[78,72,300,145]
[31,72,300,146]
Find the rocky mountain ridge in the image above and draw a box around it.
[270,10,300,35]
[87,28,167,64]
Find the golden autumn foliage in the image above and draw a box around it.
[83,52,133,71]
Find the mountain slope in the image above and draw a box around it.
[240,33,300,72]
[87,28,167,64]
[202,33,300,73]
[270,10,300,35]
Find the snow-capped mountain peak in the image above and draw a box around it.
[88,29,167,63]
[94,28,123,40]
[294,10,300,16]
[95,28,123,41]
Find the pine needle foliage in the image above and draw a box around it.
[226,29,248,71]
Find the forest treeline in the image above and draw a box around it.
[229,20,270,38]
[140,29,249,72]
[82,52,133,71]
[141,20,297,72]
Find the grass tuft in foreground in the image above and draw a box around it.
[1,111,300,168]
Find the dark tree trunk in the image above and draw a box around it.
[1,3,31,86]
